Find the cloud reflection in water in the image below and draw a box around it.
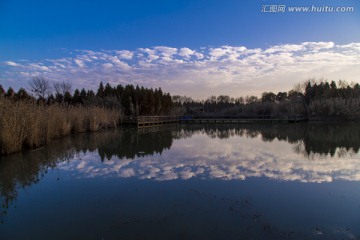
[59,130,360,183]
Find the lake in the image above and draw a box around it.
[1,123,360,239]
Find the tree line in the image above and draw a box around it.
[0,75,173,116]
[172,79,360,120]
[172,89,306,117]
[2,76,360,119]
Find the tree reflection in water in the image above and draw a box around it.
[1,122,360,222]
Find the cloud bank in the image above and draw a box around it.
[2,42,360,98]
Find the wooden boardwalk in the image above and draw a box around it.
[180,115,308,124]
[121,115,308,128]
[121,116,179,127]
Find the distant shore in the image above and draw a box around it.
[2,78,360,155]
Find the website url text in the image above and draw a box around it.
[261,5,355,13]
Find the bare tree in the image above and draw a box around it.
[29,75,52,99]
[53,80,72,96]
[338,79,349,89]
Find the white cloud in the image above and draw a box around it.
[209,47,229,60]
[116,50,134,60]
[29,63,50,71]
[303,41,335,51]
[108,56,131,70]
[4,61,19,67]
[102,63,113,69]
[178,47,195,58]
[194,52,204,59]
[20,72,31,77]
[139,48,159,62]
[154,46,178,57]
[209,46,247,61]
[2,42,360,99]
[265,44,305,53]
[74,59,85,68]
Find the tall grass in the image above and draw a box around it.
[0,98,121,154]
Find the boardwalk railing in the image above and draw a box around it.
[121,115,179,127]
[121,115,308,128]
[179,115,308,123]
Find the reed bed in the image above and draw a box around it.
[0,98,121,154]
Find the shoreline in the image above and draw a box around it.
[1,119,357,156]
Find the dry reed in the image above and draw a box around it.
[0,98,121,154]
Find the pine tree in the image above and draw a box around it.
[5,87,15,98]
[104,83,113,97]
[64,91,72,105]
[80,88,87,100]
[72,89,82,104]
[0,84,5,97]
[16,88,32,101]
[97,82,105,98]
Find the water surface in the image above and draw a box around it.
[1,123,360,239]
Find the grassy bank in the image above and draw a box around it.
[0,98,121,155]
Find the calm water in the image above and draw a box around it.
[1,123,360,239]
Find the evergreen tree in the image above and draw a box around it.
[104,83,113,97]
[64,91,72,105]
[80,88,87,100]
[0,84,5,97]
[72,89,82,104]
[16,88,32,101]
[87,90,95,98]
[5,87,15,98]
[96,82,105,98]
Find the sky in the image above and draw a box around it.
[1,0,360,99]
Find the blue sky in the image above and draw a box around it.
[1,0,360,98]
